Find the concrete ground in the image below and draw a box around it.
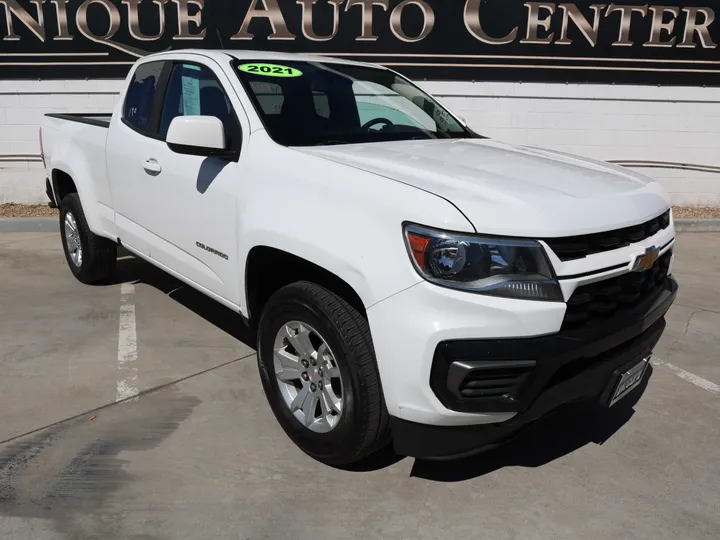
[0,230,718,540]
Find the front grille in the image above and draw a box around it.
[458,363,535,399]
[545,210,671,261]
[563,250,672,330]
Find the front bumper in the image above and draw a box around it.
[388,276,676,459]
[367,279,568,427]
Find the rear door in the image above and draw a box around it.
[107,57,249,306]
[107,60,167,256]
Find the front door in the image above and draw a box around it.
[108,58,247,305]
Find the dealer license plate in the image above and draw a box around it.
[607,356,650,407]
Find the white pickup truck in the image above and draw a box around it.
[41,50,678,465]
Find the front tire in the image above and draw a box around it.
[60,193,117,284]
[257,281,389,466]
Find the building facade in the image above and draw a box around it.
[1,0,719,204]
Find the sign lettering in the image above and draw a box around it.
[0,0,717,84]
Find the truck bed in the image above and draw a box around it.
[45,113,112,129]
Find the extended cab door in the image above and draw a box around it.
[107,57,249,306]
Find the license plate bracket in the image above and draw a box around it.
[602,355,651,407]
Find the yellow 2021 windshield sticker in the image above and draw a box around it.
[238,63,303,77]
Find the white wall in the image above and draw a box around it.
[421,81,720,206]
[0,79,122,203]
[1,78,719,205]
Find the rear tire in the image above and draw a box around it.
[60,193,117,284]
[257,281,390,466]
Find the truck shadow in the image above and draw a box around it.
[109,250,256,348]
[409,371,651,482]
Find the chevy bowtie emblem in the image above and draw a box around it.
[631,246,660,272]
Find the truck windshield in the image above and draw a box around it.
[233,59,475,147]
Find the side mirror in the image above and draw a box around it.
[166,116,234,158]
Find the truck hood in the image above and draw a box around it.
[297,138,669,237]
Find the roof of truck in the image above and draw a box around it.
[144,49,378,69]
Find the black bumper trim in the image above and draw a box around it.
[393,315,666,460]
[431,277,677,413]
[394,275,677,460]
[390,416,521,461]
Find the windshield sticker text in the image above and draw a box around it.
[238,64,303,78]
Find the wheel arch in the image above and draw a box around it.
[245,245,367,325]
[48,140,105,236]
[52,168,78,203]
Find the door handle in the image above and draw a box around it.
[142,158,162,174]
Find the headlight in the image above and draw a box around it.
[403,223,563,301]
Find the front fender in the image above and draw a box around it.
[237,137,474,316]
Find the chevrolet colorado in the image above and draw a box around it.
[41,50,677,465]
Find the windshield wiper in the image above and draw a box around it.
[313,140,350,146]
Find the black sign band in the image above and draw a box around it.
[1,0,718,84]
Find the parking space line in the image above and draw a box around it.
[652,357,720,394]
[117,282,138,402]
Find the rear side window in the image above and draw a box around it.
[123,61,164,133]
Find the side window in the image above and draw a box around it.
[159,63,239,146]
[123,61,164,133]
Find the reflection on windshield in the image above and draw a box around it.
[233,60,477,147]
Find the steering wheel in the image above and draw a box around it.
[362,117,395,131]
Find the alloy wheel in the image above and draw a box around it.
[64,212,83,267]
[272,321,344,433]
